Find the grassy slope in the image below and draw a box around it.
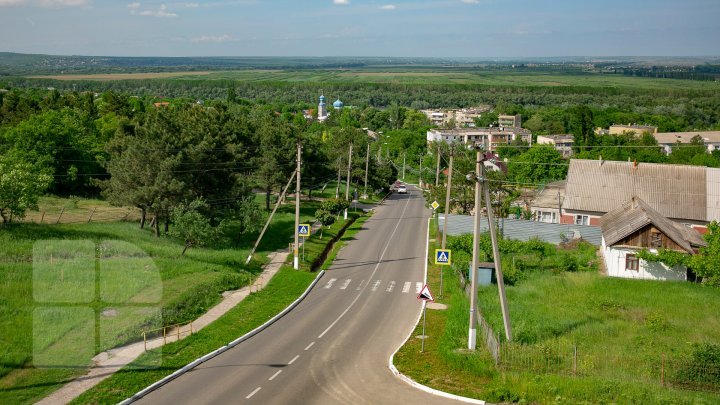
[0,198,321,404]
[394,220,720,404]
[70,212,371,404]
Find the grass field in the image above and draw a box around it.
[26,69,720,91]
[393,220,720,404]
[0,196,324,403]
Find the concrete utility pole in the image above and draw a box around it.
[435,144,441,188]
[402,152,406,180]
[419,154,423,188]
[557,191,562,224]
[441,146,454,250]
[294,142,302,270]
[468,146,482,350]
[481,162,512,341]
[363,143,370,199]
[344,143,353,219]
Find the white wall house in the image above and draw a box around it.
[601,243,688,281]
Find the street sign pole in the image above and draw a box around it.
[421,302,427,352]
[302,236,305,261]
[417,284,434,353]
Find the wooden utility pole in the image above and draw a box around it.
[481,162,512,341]
[402,152,406,180]
[294,143,302,270]
[419,154,423,188]
[440,145,454,298]
[363,143,370,199]
[344,143,353,219]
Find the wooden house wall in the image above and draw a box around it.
[615,224,685,251]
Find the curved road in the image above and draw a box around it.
[138,187,457,404]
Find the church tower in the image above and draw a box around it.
[318,93,327,121]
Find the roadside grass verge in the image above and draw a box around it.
[0,198,322,404]
[394,219,720,404]
[70,211,371,404]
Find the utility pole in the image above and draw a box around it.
[557,191,562,224]
[481,159,512,341]
[440,145,454,298]
[419,154,423,188]
[344,143,353,220]
[402,152,406,180]
[468,146,482,350]
[294,143,302,270]
[435,144,442,188]
[363,143,370,200]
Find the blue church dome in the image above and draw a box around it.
[319,94,326,104]
[333,99,344,109]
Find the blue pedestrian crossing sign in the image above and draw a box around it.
[298,224,311,237]
[435,249,451,266]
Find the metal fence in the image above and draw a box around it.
[439,214,603,246]
[18,206,140,225]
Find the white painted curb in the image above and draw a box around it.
[119,270,326,404]
[387,217,486,404]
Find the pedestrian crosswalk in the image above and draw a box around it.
[321,278,424,294]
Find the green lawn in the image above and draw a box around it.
[0,197,323,404]
[394,220,720,404]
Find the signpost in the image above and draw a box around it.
[417,284,434,352]
[298,224,310,261]
[435,247,451,299]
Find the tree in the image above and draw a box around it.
[169,199,225,256]
[507,145,568,185]
[689,221,720,286]
[0,159,52,224]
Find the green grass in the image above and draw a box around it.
[394,219,720,404]
[0,196,323,404]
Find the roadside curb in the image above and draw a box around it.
[387,217,486,405]
[119,270,326,404]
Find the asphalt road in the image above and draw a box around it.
[138,187,457,404]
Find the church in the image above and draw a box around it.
[317,94,344,122]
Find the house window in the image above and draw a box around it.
[650,231,662,248]
[626,254,639,271]
[574,215,589,225]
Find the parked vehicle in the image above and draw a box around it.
[398,185,407,194]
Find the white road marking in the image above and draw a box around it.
[317,195,412,340]
[324,278,337,289]
[386,281,395,292]
[340,279,351,290]
[356,280,365,290]
[304,341,315,351]
[288,354,300,365]
[416,282,423,293]
[402,282,411,293]
[246,387,261,399]
[371,280,381,291]
[269,370,282,381]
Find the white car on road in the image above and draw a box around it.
[397,185,407,194]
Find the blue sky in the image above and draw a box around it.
[0,0,718,57]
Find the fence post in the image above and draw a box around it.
[163,327,166,345]
[87,208,97,223]
[190,322,193,335]
[177,325,180,340]
[573,345,577,377]
[55,207,64,224]
[40,210,46,224]
[496,331,501,366]
[143,332,147,351]
[661,353,665,387]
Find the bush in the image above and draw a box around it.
[320,198,350,214]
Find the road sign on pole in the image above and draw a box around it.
[298,224,311,237]
[430,201,440,210]
[417,284,434,302]
[434,249,451,266]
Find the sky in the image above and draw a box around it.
[0,0,719,57]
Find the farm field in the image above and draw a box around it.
[24,68,720,91]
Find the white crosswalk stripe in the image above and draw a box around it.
[325,278,337,289]
[386,281,395,292]
[402,282,411,293]
[340,279,351,290]
[371,280,381,291]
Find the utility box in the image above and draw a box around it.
[473,262,495,286]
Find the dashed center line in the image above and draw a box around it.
[325,278,337,289]
[268,370,282,381]
[402,282,411,293]
[356,280,365,290]
[304,341,315,351]
[246,387,261,399]
[340,279,351,290]
[288,354,300,365]
[386,281,395,292]
[371,280,381,291]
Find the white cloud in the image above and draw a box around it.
[333,0,350,5]
[130,3,178,17]
[380,4,395,10]
[461,0,479,3]
[0,0,90,7]
[191,34,237,43]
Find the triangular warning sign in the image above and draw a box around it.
[417,284,434,302]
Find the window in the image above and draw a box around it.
[626,254,639,271]
[539,211,557,224]
[574,215,589,225]
[650,231,662,248]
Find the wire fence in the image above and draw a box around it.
[19,206,141,225]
